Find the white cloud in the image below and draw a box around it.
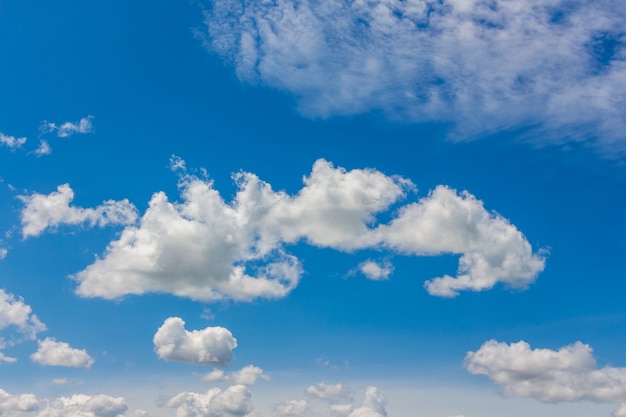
[273,400,309,417]
[40,116,94,138]
[153,317,237,367]
[358,260,393,281]
[37,394,129,417]
[373,186,546,297]
[201,365,269,385]
[305,382,353,403]
[0,289,46,340]
[347,387,387,417]
[0,352,17,363]
[73,159,543,301]
[0,389,39,413]
[0,132,26,150]
[204,0,626,153]
[466,339,626,416]
[33,140,52,157]
[19,184,138,238]
[165,385,254,417]
[30,338,94,368]
[0,248,8,260]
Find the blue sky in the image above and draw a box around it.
[1,1,626,416]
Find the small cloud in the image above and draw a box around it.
[0,248,7,260]
[52,378,84,386]
[358,260,394,281]
[30,338,94,368]
[41,116,94,138]
[32,140,52,157]
[153,317,237,366]
[0,132,26,150]
[201,365,269,385]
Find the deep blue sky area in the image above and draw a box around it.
[1,1,626,417]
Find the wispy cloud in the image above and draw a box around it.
[40,116,94,138]
[204,0,626,154]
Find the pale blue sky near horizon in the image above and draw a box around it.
[1,1,626,416]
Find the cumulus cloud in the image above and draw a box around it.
[0,133,26,150]
[0,389,39,413]
[40,116,94,138]
[37,394,129,417]
[358,260,393,281]
[273,400,309,417]
[466,339,626,416]
[19,184,138,238]
[347,387,387,417]
[153,317,237,367]
[0,289,46,340]
[201,365,269,385]
[30,338,94,368]
[73,159,543,301]
[164,385,254,417]
[204,0,626,153]
[305,382,353,403]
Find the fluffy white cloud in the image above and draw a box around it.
[0,248,6,260]
[204,0,626,153]
[373,186,546,297]
[0,289,46,340]
[305,382,353,403]
[0,133,26,150]
[73,159,543,301]
[153,317,237,367]
[165,385,254,417]
[466,339,626,416]
[0,389,39,413]
[30,338,94,368]
[37,394,129,417]
[273,400,309,417]
[19,184,138,238]
[358,260,393,281]
[347,387,387,417]
[201,365,269,385]
[40,116,94,138]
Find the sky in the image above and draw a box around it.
[0,0,626,416]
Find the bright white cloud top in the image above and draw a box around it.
[68,158,544,301]
[30,338,94,368]
[204,0,626,152]
[0,389,39,414]
[466,340,626,416]
[19,184,138,238]
[153,317,237,367]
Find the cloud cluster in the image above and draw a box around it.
[19,184,138,238]
[37,394,130,417]
[165,385,254,417]
[466,339,626,416]
[30,338,94,368]
[0,389,39,414]
[204,0,626,153]
[153,317,237,367]
[201,365,269,385]
[0,133,26,150]
[275,384,387,417]
[72,159,543,301]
